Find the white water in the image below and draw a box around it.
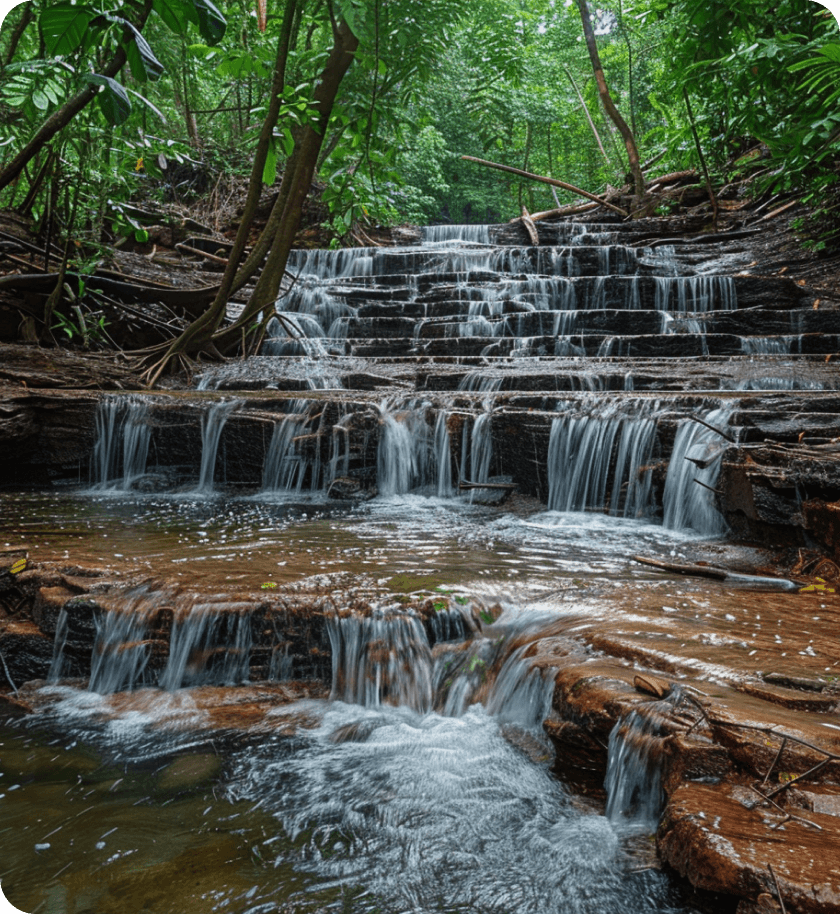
[605,710,667,829]
[91,396,152,489]
[662,405,733,536]
[547,399,658,517]
[196,400,240,492]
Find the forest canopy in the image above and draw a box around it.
[0,0,838,378]
[1,0,838,231]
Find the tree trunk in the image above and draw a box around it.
[563,66,610,164]
[215,16,360,350]
[0,0,154,193]
[575,0,644,203]
[140,11,359,383]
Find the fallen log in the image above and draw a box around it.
[520,207,539,246]
[460,155,628,217]
[632,555,728,580]
[458,480,517,491]
[0,271,220,316]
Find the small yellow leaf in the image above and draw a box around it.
[10,558,26,574]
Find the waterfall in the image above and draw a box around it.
[547,400,657,517]
[47,609,69,683]
[485,646,554,733]
[434,411,454,497]
[89,608,152,694]
[159,605,252,690]
[196,400,240,493]
[91,396,152,489]
[327,608,435,714]
[423,224,491,244]
[604,710,665,829]
[262,401,310,493]
[662,405,733,536]
[654,276,737,313]
[468,412,494,494]
[92,399,120,486]
[377,401,434,496]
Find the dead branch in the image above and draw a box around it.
[460,155,628,217]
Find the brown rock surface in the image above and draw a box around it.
[659,783,840,913]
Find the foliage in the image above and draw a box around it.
[0,0,838,265]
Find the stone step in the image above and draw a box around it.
[336,274,813,313]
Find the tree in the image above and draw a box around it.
[575,0,644,202]
[0,0,226,193]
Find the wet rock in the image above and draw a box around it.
[327,475,377,500]
[0,620,53,684]
[661,735,732,795]
[32,585,77,634]
[658,782,840,913]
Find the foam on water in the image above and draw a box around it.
[224,701,693,914]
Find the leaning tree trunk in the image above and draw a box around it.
[575,0,645,204]
[0,0,153,193]
[140,13,359,385]
[214,16,360,351]
[2,3,34,67]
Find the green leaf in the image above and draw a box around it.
[263,139,277,185]
[191,0,226,45]
[41,3,94,56]
[124,24,165,82]
[153,0,195,34]
[83,74,132,126]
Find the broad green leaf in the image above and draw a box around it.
[153,0,196,34]
[126,87,167,123]
[83,74,132,125]
[192,0,226,45]
[124,24,165,82]
[41,3,94,56]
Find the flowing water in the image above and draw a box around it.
[6,219,835,914]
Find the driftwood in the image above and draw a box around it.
[458,480,517,491]
[632,555,728,580]
[520,207,539,246]
[461,155,629,217]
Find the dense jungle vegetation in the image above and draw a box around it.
[0,0,838,378]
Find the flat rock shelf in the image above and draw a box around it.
[2,215,840,914]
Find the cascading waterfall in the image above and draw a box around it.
[604,710,666,829]
[547,399,658,517]
[485,644,555,732]
[662,405,733,536]
[423,224,491,244]
[89,607,153,694]
[327,608,435,714]
[262,400,311,493]
[654,275,737,313]
[434,411,454,497]
[196,400,240,493]
[376,400,435,496]
[91,396,152,489]
[47,609,69,683]
[159,604,253,690]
